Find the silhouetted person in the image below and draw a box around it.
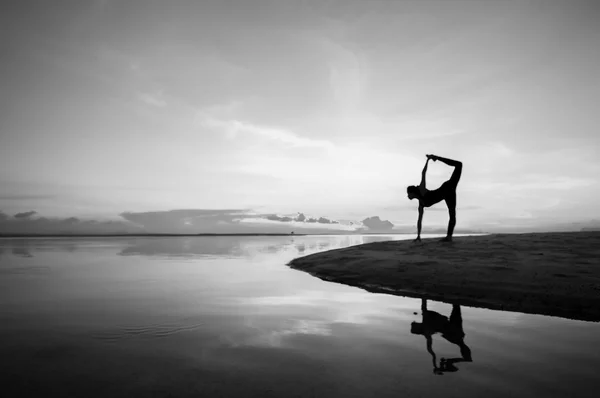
[411,299,472,375]
[407,154,463,242]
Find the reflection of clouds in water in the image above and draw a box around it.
[225,289,421,349]
[119,236,301,259]
[113,234,409,260]
[239,235,405,259]
[0,240,34,258]
[12,247,33,258]
[249,291,374,307]
[119,237,245,258]
[243,290,415,326]
[0,234,408,261]
[0,239,116,258]
[250,241,296,255]
[230,318,332,348]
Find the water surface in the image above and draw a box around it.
[1,235,599,397]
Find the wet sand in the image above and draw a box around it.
[288,232,600,322]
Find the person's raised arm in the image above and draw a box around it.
[419,158,430,192]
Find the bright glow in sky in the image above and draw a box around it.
[1,0,599,232]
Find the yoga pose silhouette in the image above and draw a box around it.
[411,299,472,375]
[407,154,463,242]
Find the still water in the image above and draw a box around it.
[1,235,599,397]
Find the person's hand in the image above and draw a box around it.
[426,154,437,161]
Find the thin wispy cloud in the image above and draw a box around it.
[389,119,467,141]
[321,38,364,111]
[138,92,167,108]
[201,117,335,150]
[0,194,55,201]
[473,177,596,193]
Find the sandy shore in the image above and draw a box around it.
[288,232,600,322]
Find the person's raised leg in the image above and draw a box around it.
[433,155,462,168]
[432,155,462,187]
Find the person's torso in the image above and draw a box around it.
[423,311,449,333]
[421,185,447,207]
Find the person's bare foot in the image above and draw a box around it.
[439,237,452,242]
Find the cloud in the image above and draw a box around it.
[120,209,250,233]
[473,176,596,193]
[490,142,514,157]
[14,211,37,219]
[361,216,394,231]
[266,214,294,222]
[120,209,357,234]
[0,208,361,235]
[0,208,424,235]
[263,212,340,225]
[0,195,55,200]
[62,217,80,225]
[0,211,140,235]
[138,92,167,107]
[318,217,338,224]
[322,38,364,110]
[386,119,467,141]
[200,116,334,150]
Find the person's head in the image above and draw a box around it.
[410,321,424,335]
[407,185,420,200]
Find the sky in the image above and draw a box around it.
[1,0,599,234]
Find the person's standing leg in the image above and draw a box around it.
[449,305,463,332]
[449,305,472,361]
[433,156,461,241]
[443,190,457,241]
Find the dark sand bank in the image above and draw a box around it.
[288,232,600,322]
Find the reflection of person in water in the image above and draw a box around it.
[411,299,472,375]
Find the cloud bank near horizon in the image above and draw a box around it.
[120,209,399,234]
[1,208,598,235]
[0,209,397,235]
[0,211,140,235]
